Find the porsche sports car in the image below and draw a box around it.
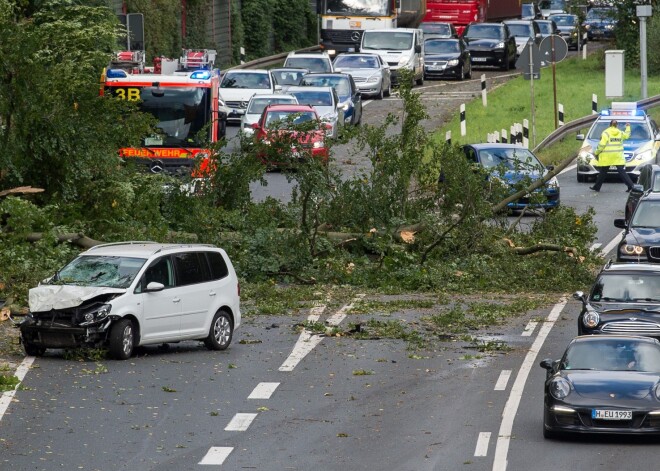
[541,335,660,438]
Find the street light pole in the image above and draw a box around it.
[637,4,652,99]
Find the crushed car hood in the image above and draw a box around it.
[29,285,126,312]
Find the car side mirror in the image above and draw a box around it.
[631,184,644,193]
[573,290,585,301]
[614,218,627,229]
[145,281,165,292]
[539,358,555,370]
[576,134,585,141]
[546,165,555,171]
[274,85,282,91]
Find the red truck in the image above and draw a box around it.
[423,0,522,35]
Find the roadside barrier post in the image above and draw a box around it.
[460,104,466,137]
[582,33,588,60]
[501,129,508,144]
[517,123,523,144]
[446,130,451,145]
[494,131,500,143]
[481,74,487,107]
[240,47,246,65]
[510,125,516,144]
[592,94,598,114]
[523,119,529,149]
[558,103,564,126]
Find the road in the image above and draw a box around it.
[3,54,651,470]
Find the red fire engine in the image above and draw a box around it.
[101,49,227,175]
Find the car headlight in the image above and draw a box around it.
[262,139,271,146]
[634,149,653,162]
[578,150,595,163]
[367,76,379,83]
[447,59,459,66]
[547,176,559,188]
[339,102,349,111]
[313,141,324,149]
[81,303,111,325]
[621,244,645,256]
[549,377,571,400]
[584,24,591,30]
[582,310,600,328]
[495,42,505,49]
[398,56,411,66]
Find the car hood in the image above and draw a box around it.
[219,89,270,102]
[497,168,547,185]
[242,113,261,126]
[310,105,337,118]
[513,37,532,46]
[29,284,127,312]
[464,38,503,49]
[588,301,660,313]
[425,52,461,61]
[562,371,659,400]
[624,226,660,246]
[338,68,381,80]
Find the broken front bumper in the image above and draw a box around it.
[20,315,112,349]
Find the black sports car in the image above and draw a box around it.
[541,335,660,438]
[615,193,660,263]
[461,22,517,71]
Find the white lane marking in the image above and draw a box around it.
[601,231,624,257]
[362,99,374,108]
[474,432,491,457]
[198,447,233,465]
[325,293,365,326]
[521,320,538,337]
[492,298,567,471]
[0,356,35,423]
[558,163,577,175]
[248,382,280,400]
[589,242,602,252]
[225,413,258,432]
[494,370,512,391]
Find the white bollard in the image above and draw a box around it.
[460,104,466,137]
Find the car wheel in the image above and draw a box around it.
[204,310,233,351]
[501,55,510,71]
[577,172,585,183]
[108,318,135,360]
[384,81,392,97]
[466,64,472,79]
[377,85,384,100]
[23,340,45,357]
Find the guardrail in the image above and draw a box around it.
[228,45,321,71]
[533,94,660,153]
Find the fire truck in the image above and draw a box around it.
[101,49,228,175]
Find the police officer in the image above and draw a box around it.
[590,119,635,192]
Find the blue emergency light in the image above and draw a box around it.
[190,70,211,80]
[106,69,128,79]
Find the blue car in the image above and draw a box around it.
[299,72,362,126]
[461,143,560,210]
[583,7,617,41]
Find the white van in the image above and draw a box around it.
[360,28,424,86]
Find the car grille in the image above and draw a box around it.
[225,101,245,109]
[352,77,367,83]
[322,29,363,44]
[426,61,448,67]
[601,320,660,336]
[387,61,399,67]
[648,246,660,260]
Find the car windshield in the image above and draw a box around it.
[522,4,534,16]
[464,25,504,40]
[221,72,271,89]
[247,97,297,115]
[420,23,451,35]
[362,32,413,51]
[301,76,351,98]
[506,24,534,38]
[271,70,307,86]
[590,273,660,302]
[631,200,660,228]
[424,40,460,54]
[537,22,554,34]
[264,111,317,129]
[540,0,565,10]
[562,339,660,372]
[290,91,333,107]
[551,15,575,26]
[51,255,146,288]
[478,148,543,171]
[285,57,332,73]
[587,121,650,140]
[334,55,378,69]
[587,8,615,20]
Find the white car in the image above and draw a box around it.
[240,94,298,136]
[219,69,278,122]
[20,242,241,359]
[286,86,343,138]
[284,51,334,73]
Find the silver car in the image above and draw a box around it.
[332,53,391,99]
[286,86,343,138]
[240,94,298,136]
[503,20,542,57]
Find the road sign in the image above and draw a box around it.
[516,41,541,80]
[539,35,568,66]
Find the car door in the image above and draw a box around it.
[174,251,215,337]
[139,255,182,341]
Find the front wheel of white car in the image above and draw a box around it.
[205,310,233,351]
[109,318,135,360]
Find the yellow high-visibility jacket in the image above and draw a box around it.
[594,124,630,167]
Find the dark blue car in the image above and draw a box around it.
[299,72,362,126]
[462,143,560,210]
[583,7,617,41]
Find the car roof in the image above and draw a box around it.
[467,143,532,151]
[637,192,660,202]
[224,69,270,74]
[83,242,219,258]
[287,51,331,58]
[270,67,310,72]
[248,94,296,101]
[263,103,317,113]
[504,20,534,24]
[425,37,459,42]
[303,72,351,79]
[365,28,420,33]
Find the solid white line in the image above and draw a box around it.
[494,370,512,391]
[248,382,280,400]
[0,356,35,423]
[601,231,624,257]
[558,163,577,175]
[325,293,365,326]
[278,330,325,372]
[521,320,538,337]
[224,413,258,432]
[198,447,233,465]
[589,242,602,252]
[308,301,326,323]
[474,432,491,457]
[492,298,567,471]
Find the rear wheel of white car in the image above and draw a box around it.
[205,310,233,351]
[109,318,135,360]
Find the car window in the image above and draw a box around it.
[631,200,660,227]
[420,23,451,35]
[142,256,174,288]
[507,24,533,38]
[653,172,660,192]
[301,76,350,97]
[247,97,296,115]
[362,31,414,50]
[477,148,543,171]
[173,252,211,286]
[591,273,660,302]
[285,57,331,73]
[563,340,660,372]
[291,91,333,106]
[550,15,575,26]
[464,25,504,40]
[464,147,478,163]
[265,111,317,129]
[206,252,229,280]
[221,72,271,89]
[425,40,460,53]
[271,70,307,86]
[335,55,378,69]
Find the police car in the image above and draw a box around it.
[576,102,660,183]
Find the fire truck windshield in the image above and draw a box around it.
[109,86,211,146]
[322,0,391,17]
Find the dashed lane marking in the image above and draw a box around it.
[225,413,258,432]
[521,320,538,337]
[494,370,512,391]
[474,432,491,457]
[0,356,35,423]
[198,447,233,465]
[601,231,623,257]
[248,382,280,400]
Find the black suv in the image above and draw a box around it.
[615,192,660,262]
[462,22,517,71]
[574,262,660,338]
[625,164,660,222]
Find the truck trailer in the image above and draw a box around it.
[423,0,522,35]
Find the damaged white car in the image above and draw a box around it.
[20,242,241,360]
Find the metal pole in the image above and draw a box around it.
[529,40,536,148]
[640,16,648,99]
[551,35,558,129]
